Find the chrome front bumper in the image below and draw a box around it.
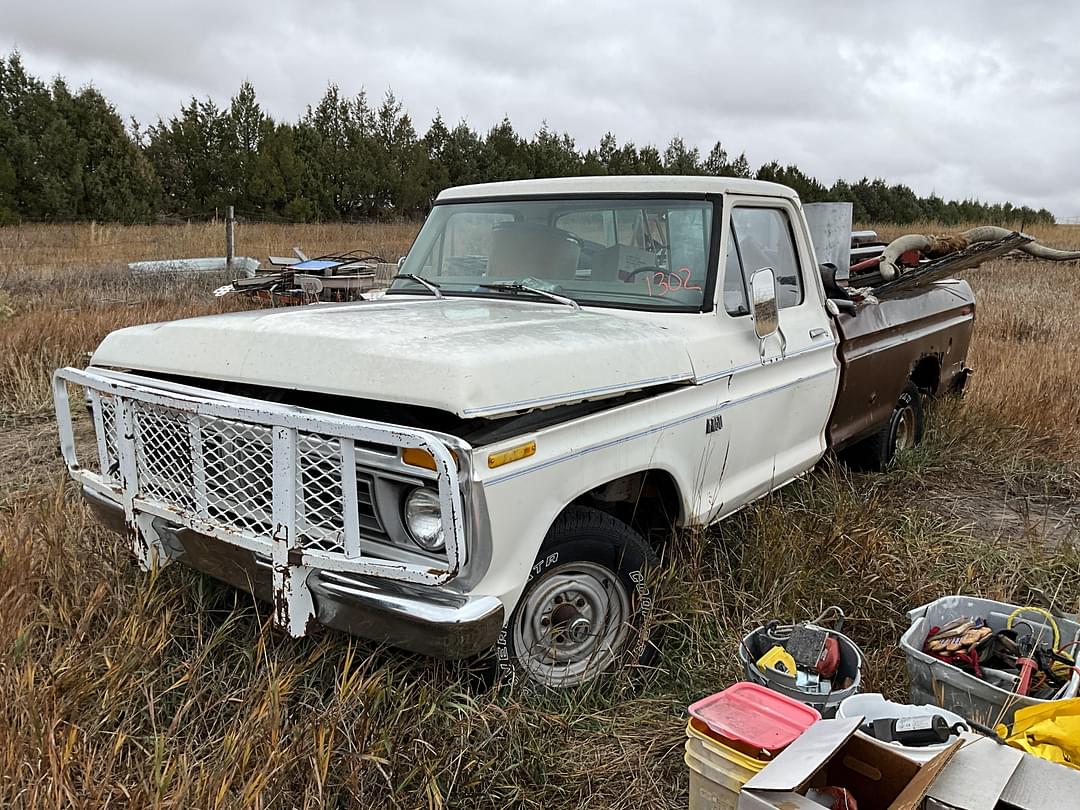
[84,488,504,659]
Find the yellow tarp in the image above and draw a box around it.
[996,697,1080,770]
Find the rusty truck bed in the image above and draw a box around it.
[827,279,976,451]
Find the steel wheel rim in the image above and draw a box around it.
[512,561,632,688]
[895,404,917,451]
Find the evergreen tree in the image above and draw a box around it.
[421,113,452,199]
[703,141,730,176]
[528,124,582,179]
[227,81,267,212]
[662,136,702,174]
[0,55,72,219]
[595,133,643,174]
[581,148,608,176]
[0,53,156,222]
[481,117,531,181]
[65,85,158,221]
[146,96,233,214]
[728,152,752,178]
[637,145,665,175]
[250,122,311,220]
[439,121,485,188]
[373,91,439,216]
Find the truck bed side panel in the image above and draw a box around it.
[828,280,975,450]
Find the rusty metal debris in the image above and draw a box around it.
[872,232,1034,295]
[219,249,400,304]
[845,225,1080,295]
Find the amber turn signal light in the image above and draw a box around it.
[402,447,438,470]
[487,441,536,469]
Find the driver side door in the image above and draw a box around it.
[707,199,839,511]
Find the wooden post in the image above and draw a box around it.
[225,205,235,271]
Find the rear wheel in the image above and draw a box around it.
[846,381,925,471]
[496,506,660,691]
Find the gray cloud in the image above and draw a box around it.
[5,0,1078,216]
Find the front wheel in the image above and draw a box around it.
[496,506,660,691]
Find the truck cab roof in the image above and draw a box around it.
[436,175,800,202]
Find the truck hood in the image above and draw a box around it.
[91,297,696,418]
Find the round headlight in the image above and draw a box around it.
[403,487,445,551]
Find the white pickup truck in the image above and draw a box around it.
[54,177,976,689]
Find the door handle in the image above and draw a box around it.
[809,327,829,340]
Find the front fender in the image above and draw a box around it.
[466,385,720,616]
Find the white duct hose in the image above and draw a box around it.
[960,226,1080,261]
[878,235,933,280]
[878,226,1080,280]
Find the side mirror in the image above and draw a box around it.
[397,256,407,269]
[749,267,779,340]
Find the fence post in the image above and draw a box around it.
[225,205,235,271]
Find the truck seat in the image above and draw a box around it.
[486,222,582,281]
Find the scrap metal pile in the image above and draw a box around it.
[214,248,398,304]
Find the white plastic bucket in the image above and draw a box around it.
[837,692,969,763]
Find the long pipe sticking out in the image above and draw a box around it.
[878,226,1080,280]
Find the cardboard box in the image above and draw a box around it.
[737,717,960,810]
[923,734,1080,809]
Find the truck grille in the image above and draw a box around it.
[104,398,389,552]
[295,433,386,553]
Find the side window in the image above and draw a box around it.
[723,219,749,316]
[730,208,803,309]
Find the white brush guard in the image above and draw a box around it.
[53,367,467,637]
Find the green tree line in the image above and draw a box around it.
[0,52,1057,226]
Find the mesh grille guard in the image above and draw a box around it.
[53,367,468,637]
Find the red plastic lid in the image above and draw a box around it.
[688,682,820,754]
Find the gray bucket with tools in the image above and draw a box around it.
[738,608,864,718]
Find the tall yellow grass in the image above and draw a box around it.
[0,220,419,271]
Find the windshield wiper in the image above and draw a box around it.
[476,282,581,311]
[392,273,443,298]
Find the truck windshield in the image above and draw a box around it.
[391,198,715,311]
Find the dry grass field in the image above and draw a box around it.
[0,221,1078,808]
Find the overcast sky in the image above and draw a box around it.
[5,1,1079,217]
